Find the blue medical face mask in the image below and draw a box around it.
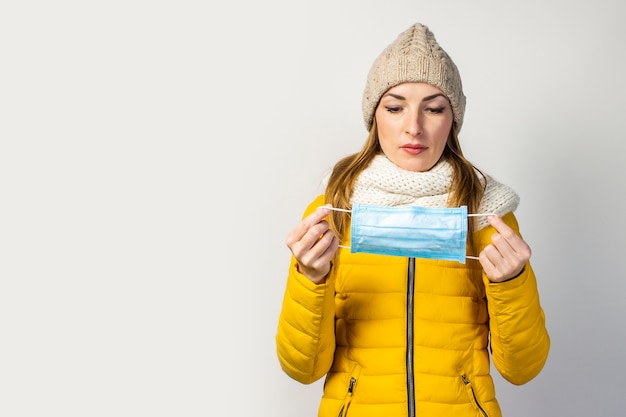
[328,204,493,264]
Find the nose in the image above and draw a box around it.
[405,111,422,137]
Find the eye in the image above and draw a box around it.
[385,106,402,113]
[426,107,445,114]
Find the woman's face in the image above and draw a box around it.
[375,82,453,172]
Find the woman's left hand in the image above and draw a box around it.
[479,215,532,283]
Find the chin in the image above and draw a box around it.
[402,161,435,173]
[387,154,436,172]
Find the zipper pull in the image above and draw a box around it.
[337,377,357,417]
[461,374,489,417]
[348,377,356,394]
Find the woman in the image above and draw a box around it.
[276,22,549,417]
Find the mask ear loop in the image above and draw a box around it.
[321,206,352,249]
[322,206,351,213]
[322,206,498,258]
[466,213,497,260]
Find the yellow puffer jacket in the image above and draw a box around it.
[276,195,550,417]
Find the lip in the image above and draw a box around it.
[401,143,427,155]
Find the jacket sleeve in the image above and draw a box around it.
[479,212,550,385]
[275,196,336,384]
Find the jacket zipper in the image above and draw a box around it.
[461,374,488,417]
[406,258,416,417]
[337,377,357,417]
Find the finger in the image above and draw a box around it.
[487,215,531,260]
[489,232,516,262]
[288,213,336,262]
[306,205,333,226]
[286,205,333,247]
[486,214,508,234]
[288,221,331,258]
[487,216,522,248]
[479,243,516,282]
[480,235,530,282]
[478,247,497,277]
[309,232,339,265]
[294,232,339,283]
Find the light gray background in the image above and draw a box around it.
[2,1,625,416]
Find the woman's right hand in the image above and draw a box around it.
[285,205,339,284]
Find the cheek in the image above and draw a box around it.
[374,116,388,141]
[376,123,398,153]
[377,123,390,141]
[432,120,453,142]
[375,113,399,139]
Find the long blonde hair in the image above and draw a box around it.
[324,120,485,249]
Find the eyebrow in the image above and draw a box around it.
[383,92,447,102]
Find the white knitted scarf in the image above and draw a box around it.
[349,155,519,230]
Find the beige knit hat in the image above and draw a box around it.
[362,23,466,132]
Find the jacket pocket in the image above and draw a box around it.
[337,364,362,417]
[460,374,489,417]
